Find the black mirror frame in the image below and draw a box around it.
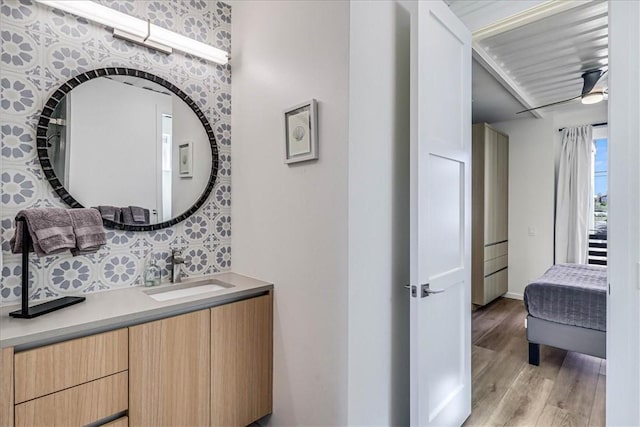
[36,67,219,232]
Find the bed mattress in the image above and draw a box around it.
[524,263,607,332]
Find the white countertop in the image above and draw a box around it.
[0,272,273,350]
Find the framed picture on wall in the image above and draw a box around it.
[283,99,318,164]
[179,141,193,178]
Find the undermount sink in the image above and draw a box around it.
[144,280,233,302]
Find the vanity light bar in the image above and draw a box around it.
[34,0,229,65]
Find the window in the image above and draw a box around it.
[593,137,608,233]
[589,127,608,266]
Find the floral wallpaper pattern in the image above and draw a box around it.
[0,0,232,305]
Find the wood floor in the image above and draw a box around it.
[464,297,605,427]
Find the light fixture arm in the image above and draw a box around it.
[143,19,151,43]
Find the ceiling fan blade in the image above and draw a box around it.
[592,69,608,92]
[516,95,582,114]
[582,69,604,95]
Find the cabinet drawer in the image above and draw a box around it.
[102,415,128,427]
[484,241,508,261]
[483,268,508,304]
[484,255,507,276]
[15,371,128,427]
[15,328,128,403]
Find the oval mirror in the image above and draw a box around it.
[37,68,219,231]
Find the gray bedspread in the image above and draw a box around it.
[524,263,607,332]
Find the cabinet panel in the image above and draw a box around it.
[483,127,498,244]
[15,328,128,403]
[484,241,508,261]
[103,416,128,427]
[473,123,509,305]
[14,371,127,427]
[484,255,508,276]
[483,268,508,305]
[497,132,509,242]
[129,309,210,427]
[0,347,13,427]
[211,293,273,427]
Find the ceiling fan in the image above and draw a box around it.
[516,69,608,114]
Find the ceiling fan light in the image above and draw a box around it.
[582,91,605,105]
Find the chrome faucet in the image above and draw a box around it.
[170,249,185,283]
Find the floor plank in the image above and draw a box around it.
[467,297,605,427]
[485,365,555,427]
[599,360,606,376]
[588,374,606,427]
[464,350,526,426]
[536,405,589,427]
[472,345,497,381]
[546,352,601,418]
[472,298,520,343]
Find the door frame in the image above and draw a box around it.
[606,1,640,424]
[464,0,639,424]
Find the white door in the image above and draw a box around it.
[409,2,472,426]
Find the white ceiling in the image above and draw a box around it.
[448,0,609,123]
[472,59,535,123]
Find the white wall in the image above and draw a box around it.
[607,1,640,424]
[491,103,607,298]
[171,97,212,215]
[348,1,411,425]
[69,78,170,213]
[491,117,554,298]
[230,1,350,425]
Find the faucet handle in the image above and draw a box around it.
[171,249,185,264]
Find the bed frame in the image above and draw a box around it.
[527,315,606,365]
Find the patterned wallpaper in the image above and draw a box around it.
[0,0,232,305]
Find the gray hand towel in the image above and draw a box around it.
[97,205,120,222]
[121,207,134,225]
[68,208,106,256]
[10,208,76,256]
[129,206,147,224]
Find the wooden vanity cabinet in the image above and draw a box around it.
[10,328,129,427]
[129,291,273,427]
[0,347,13,427]
[2,290,273,427]
[211,292,273,427]
[14,372,128,427]
[129,309,211,426]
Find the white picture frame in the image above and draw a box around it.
[283,99,318,164]
[178,141,193,178]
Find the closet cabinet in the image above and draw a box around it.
[472,123,509,305]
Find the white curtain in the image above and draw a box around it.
[555,125,594,264]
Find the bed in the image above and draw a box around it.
[523,263,607,365]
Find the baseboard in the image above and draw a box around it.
[503,292,523,300]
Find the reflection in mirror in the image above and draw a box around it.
[45,75,213,226]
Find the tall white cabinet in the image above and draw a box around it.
[472,123,509,306]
